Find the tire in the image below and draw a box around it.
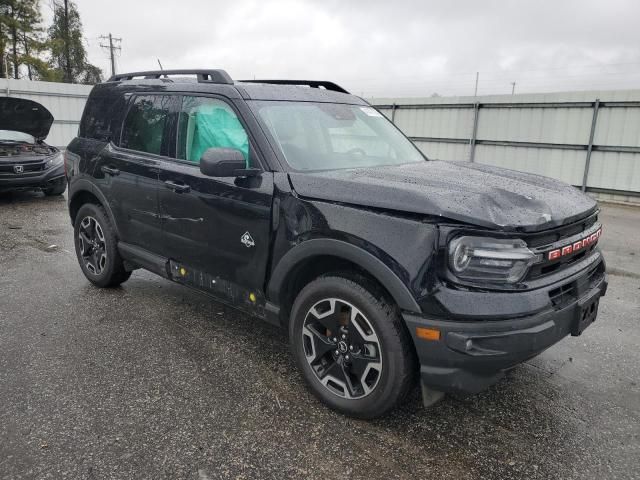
[73,203,131,288]
[43,180,67,196]
[289,275,417,418]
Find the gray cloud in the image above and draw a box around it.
[73,0,640,97]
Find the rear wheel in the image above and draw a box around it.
[290,275,417,418]
[74,203,131,287]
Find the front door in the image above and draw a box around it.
[157,95,274,306]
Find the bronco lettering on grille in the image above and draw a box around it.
[548,228,602,261]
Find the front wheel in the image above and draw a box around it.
[289,275,417,418]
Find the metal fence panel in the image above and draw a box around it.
[0,78,91,148]
[370,89,640,199]
[477,106,593,145]
[474,144,586,186]
[587,151,640,192]
[1,80,638,200]
[593,105,640,147]
[413,140,471,161]
[392,106,475,141]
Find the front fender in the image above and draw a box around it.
[267,238,421,312]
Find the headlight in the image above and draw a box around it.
[448,236,540,284]
[45,153,64,169]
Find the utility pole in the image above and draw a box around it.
[99,33,122,77]
[474,72,479,97]
[511,81,516,95]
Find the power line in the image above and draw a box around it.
[99,33,122,77]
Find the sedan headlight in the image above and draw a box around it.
[45,153,64,169]
[448,236,541,284]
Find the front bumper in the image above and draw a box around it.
[404,260,607,395]
[0,164,65,191]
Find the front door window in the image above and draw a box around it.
[176,96,249,166]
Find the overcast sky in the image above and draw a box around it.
[55,0,640,97]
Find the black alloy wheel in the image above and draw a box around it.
[290,275,417,418]
[302,298,383,399]
[78,216,108,276]
[73,203,131,288]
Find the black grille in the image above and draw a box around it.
[528,242,599,279]
[524,212,598,248]
[0,161,46,174]
[548,261,604,308]
[525,213,601,281]
[549,283,575,307]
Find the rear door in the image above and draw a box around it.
[156,94,274,305]
[94,94,175,251]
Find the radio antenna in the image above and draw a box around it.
[157,59,168,78]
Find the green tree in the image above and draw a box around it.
[18,0,47,79]
[0,5,6,78]
[48,0,101,84]
[0,0,50,79]
[0,0,24,78]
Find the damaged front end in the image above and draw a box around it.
[0,98,65,193]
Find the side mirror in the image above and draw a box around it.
[199,148,259,177]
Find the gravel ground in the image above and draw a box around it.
[0,191,638,480]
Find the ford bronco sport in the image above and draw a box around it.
[0,98,66,195]
[66,69,607,418]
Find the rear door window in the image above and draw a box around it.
[120,95,172,155]
[176,96,249,166]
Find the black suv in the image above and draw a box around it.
[0,98,66,195]
[66,70,607,418]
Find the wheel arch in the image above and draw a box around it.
[68,180,120,238]
[267,239,421,325]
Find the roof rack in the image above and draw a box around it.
[108,69,233,84]
[239,79,349,94]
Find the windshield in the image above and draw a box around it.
[0,130,35,143]
[251,101,425,171]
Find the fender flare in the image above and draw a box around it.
[68,179,121,238]
[267,238,421,313]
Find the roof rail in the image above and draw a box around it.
[108,69,233,84]
[239,79,349,94]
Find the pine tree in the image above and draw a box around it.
[18,0,46,80]
[0,0,101,83]
[48,0,101,84]
[0,0,50,79]
[0,4,6,78]
[0,0,23,78]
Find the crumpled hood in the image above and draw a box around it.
[288,161,598,232]
[0,97,54,141]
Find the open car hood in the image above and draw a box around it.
[288,161,598,232]
[0,97,54,141]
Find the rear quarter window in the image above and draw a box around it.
[120,95,172,155]
[79,90,127,141]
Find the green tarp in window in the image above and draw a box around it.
[185,104,249,166]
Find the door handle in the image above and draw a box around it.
[164,180,191,193]
[101,166,120,176]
